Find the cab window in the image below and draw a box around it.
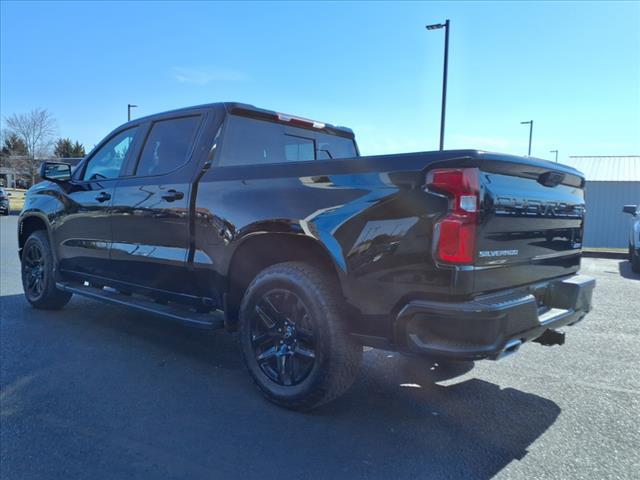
[135,116,201,176]
[284,135,315,162]
[83,127,138,181]
[219,115,356,166]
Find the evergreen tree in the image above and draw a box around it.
[1,133,28,157]
[54,138,73,157]
[54,138,85,158]
[71,141,86,157]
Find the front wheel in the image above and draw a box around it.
[239,262,362,411]
[21,230,72,309]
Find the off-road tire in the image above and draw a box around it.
[21,230,72,309]
[239,262,362,411]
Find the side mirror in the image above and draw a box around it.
[622,205,637,215]
[40,161,72,182]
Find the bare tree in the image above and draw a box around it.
[4,109,57,184]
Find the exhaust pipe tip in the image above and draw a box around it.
[495,339,522,360]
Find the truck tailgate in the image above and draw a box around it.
[474,158,585,293]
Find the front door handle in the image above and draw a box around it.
[95,191,111,203]
[161,189,184,202]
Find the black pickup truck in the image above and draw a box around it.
[19,102,595,410]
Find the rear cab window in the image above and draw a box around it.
[219,115,357,167]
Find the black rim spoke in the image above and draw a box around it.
[282,353,296,386]
[255,303,277,330]
[250,288,316,387]
[256,346,278,364]
[23,242,45,298]
[263,296,282,319]
[293,345,316,360]
[277,353,288,385]
[252,332,275,348]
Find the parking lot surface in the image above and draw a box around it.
[1,214,639,480]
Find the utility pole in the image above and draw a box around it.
[550,150,558,162]
[128,104,138,122]
[426,19,450,151]
[520,120,533,156]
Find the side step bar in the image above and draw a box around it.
[56,282,225,330]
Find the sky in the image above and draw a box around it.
[1,0,639,162]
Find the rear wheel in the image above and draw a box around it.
[239,262,362,411]
[21,230,72,309]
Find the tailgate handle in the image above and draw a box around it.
[538,171,565,187]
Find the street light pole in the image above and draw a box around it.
[520,120,533,156]
[426,19,450,151]
[127,104,138,122]
[550,150,558,162]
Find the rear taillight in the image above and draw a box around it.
[426,168,479,264]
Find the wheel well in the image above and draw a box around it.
[19,216,48,256]
[225,234,343,326]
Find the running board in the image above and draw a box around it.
[56,282,224,330]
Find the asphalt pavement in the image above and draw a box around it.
[1,214,639,480]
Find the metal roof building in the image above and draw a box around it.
[560,156,640,248]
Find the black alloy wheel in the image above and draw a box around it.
[21,230,72,309]
[23,241,45,299]
[250,289,316,386]
[239,262,362,411]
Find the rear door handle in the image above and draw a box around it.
[161,189,184,202]
[95,191,111,203]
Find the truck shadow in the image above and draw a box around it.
[618,259,640,280]
[3,294,561,480]
[317,351,560,478]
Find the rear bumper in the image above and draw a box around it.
[395,274,595,360]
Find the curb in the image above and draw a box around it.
[582,250,628,260]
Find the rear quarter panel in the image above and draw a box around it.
[192,154,456,318]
